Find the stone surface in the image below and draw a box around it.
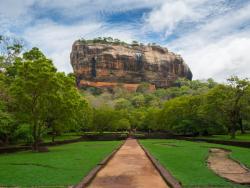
[79,80,156,92]
[70,41,192,89]
[208,148,250,184]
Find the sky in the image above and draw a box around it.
[1,0,250,81]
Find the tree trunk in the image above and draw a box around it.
[36,123,42,150]
[32,121,41,151]
[230,117,236,139]
[32,122,38,151]
[52,133,55,143]
[230,126,236,139]
[33,139,39,151]
[4,135,9,146]
[230,110,238,139]
[239,118,245,134]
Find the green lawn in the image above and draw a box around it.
[140,139,250,188]
[197,133,250,142]
[0,141,120,187]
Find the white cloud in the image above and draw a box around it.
[144,0,212,36]
[0,0,148,73]
[0,0,34,31]
[1,0,250,81]
[181,35,250,81]
[36,0,164,16]
[0,0,33,18]
[0,0,159,74]
[0,0,163,32]
[23,21,102,72]
[167,3,250,81]
[2,0,163,24]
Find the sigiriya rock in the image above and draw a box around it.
[70,38,192,91]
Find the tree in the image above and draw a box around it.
[144,94,160,107]
[207,78,217,88]
[227,76,249,137]
[159,95,206,135]
[0,66,16,144]
[8,47,91,150]
[0,100,15,144]
[142,107,161,132]
[114,38,121,44]
[132,40,139,46]
[205,77,249,139]
[9,48,56,150]
[114,118,130,131]
[131,94,145,108]
[0,35,23,68]
[114,98,132,110]
[241,85,250,131]
[93,107,116,132]
[45,73,92,142]
[136,83,152,93]
[128,108,146,130]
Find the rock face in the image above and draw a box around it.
[70,41,192,90]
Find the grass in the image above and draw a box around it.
[140,139,250,188]
[0,140,120,187]
[197,133,250,142]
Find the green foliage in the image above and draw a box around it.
[136,82,152,93]
[114,98,132,110]
[155,77,250,136]
[83,77,250,137]
[132,40,139,46]
[141,107,161,131]
[92,107,130,132]
[13,123,33,143]
[204,77,250,138]
[8,48,58,149]
[78,37,129,46]
[78,37,148,47]
[0,47,92,148]
[159,95,203,134]
[45,72,92,141]
[128,108,146,130]
[131,94,145,108]
[144,94,160,107]
[93,107,115,132]
[112,118,131,131]
[0,35,23,68]
[0,71,16,144]
[0,101,16,144]
[197,133,250,142]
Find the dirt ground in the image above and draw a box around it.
[208,148,250,184]
[86,139,169,188]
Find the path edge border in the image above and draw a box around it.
[137,140,182,188]
[73,140,126,188]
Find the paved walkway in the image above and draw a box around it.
[208,148,250,184]
[87,139,169,188]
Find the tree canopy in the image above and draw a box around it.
[0,46,92,150]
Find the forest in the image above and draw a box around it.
[1,36,250,151]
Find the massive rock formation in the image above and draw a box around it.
[70,40,192,90]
